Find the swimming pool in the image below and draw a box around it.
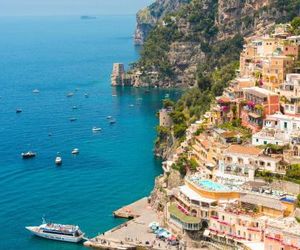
[189,178,230,191]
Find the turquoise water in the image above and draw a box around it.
[0,16,179,250]
[192,179,228,191]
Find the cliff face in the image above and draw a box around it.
[134,0,191,45]
[132,0,300,87]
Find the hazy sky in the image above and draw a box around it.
[0,0,153,16]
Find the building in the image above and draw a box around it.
[252,113,300,146]
[278,74,300,116]
[240,87,280,132]
[264,217,300,250]
[262,56,294,91]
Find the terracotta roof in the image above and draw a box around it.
[225,145,263,156]
[221,131,239,138]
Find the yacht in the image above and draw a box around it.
[72,148,79,155]
[55,156,62,165]
[26,219,84,243]
[21,151,36,159]
[92,127,101,132]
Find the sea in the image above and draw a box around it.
[0,15,179,250]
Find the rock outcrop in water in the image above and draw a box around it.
[131,0,300,87]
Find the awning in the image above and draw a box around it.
[203,229,210,237]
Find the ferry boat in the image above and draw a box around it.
[26,219,84,243]
[21,151,36,159]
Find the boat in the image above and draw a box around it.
[33,89,40,94]
[21,151,36,159]
[92,127,101,132]
[81,15,96,20]
[72,148,79,155]
[16,109,22,113]
[106,116,112,119]
[112,94,117,97]
[26,219,84,243]
[84,93,89,98]
[165,94,170,98]
[109,119,116,125]
[69,117,77,122]
[129,104,134,107]
[67,92,74,97]
[72,106,78,110]
[55,156,62,165]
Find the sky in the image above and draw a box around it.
[0,0,154,16]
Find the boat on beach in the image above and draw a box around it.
[26,219,84,243]
[21,151,36,159]
[55,156,62,165]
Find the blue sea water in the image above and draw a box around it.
[0,16,179,250]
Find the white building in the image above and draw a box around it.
[252,112,300,145]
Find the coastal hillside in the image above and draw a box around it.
[134,0,191,45]
[132,0,300,88]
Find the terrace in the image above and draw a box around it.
[168,204,202,231]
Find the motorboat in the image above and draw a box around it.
[16,109,22,113]
[67,92,74,97]
[33,89,40,94]
[72,148,79,155]
[55,156,62,166]
[109,119,116,125]
[69,117,77,122]
[92,127,101,132]
[106,116,112,119]
[84,93,89,98]
[21,151,36,159]
[26,218,84,243]
[72,106,78,110]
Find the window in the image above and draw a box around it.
[256,139,259,142]
[284,122,288,129]
[264,141,267,145]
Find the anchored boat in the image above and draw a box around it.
[26,219,84,243]
[21,151,36,159]
[55,156,62,166]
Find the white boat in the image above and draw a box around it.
[106,116,112,119]
[26,219,84,243]
[72,106,78,110]
[55,156,62,165]
[33,89,40,94]
[67,92,74,97]
[92,127,101,132]
[72,148,79,155]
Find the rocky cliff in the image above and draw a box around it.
[134,0,191,45]
[132,0,300,87]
